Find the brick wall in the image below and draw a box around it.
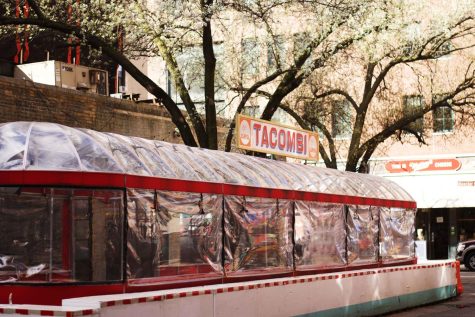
[0,75,186,143]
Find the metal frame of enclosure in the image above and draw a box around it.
[0,122,416,305]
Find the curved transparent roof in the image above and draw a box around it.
[0,122,414,201]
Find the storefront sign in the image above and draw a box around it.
[458,180,475,187]
[385,158,461,173]
[236,114,319,160]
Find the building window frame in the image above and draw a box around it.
[267,35,286,73]
[432,94,454,134]
[331,99,352,139]
[403,95,424,134]
[241,38,260,76]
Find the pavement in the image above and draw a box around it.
[384,265,474,317]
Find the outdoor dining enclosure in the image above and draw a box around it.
[0,122,416,302]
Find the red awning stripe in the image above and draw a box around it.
[0,170,417,208]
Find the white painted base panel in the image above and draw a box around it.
[0,260,459,317]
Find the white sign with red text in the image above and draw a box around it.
[236,114,319,160]
[385,158,461,173]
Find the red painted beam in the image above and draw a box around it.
[0,171,416,208]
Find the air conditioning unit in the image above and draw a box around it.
[14,61,109,95]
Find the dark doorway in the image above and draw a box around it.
[428,209,449,259]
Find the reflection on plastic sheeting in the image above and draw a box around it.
[128,138,176,179]
[0,185,418,285]
[126,189,160,279]
[65,127,123,173]
[294,202,346,269]
[380,208,416,261]
[26,123,80,170]
[127,189,223,280]
[347,205,379,265]
[224,196,293,275]
[0,187,124,283]
[0,122,30,170]
[0,188,50,283]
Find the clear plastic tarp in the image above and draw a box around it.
[223,196,293,275]
[0,187,123,283]
[380,207,416,262]
[127,189,223,281]
[0,187,416,283]
[294,201,346,269]
[0,122,417,283]
[347,205,379,265]
[0,122,414,202]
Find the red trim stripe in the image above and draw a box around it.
[0,171,416,208]
[89,261,457,309]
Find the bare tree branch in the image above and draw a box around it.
[0,15,199,147]
[313,89,358,111]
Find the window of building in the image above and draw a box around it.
[331,100,352,138]
[402,24,421,56]
[267,35,286,72]
[166,43,225,108]
[293,32,309,58]
[403,40,453,58]
[242,38,259,75]
[166,69,178,102]
[432,95,454,133]
[293,32,312,68]
[403,95,424,133]
[242,105,260,117]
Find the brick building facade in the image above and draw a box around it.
[0,75,184,143]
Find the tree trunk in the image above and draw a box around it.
[202,0,217,150]
[261,74,303,120]
[154,37,208,148]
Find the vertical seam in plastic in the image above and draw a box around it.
[377,206,381,264]
[49,188,54,282]
[122,187,129,285]
[22,122,34,169]
[221,192,226,278]
[291,200,296,272]
[345,205,349,265]
[71,190,76,278]
[412,208,416,259]
[88,195,93,280]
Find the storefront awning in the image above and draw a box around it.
[384,173,475,208]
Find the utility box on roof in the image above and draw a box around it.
[14,60,108,95]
